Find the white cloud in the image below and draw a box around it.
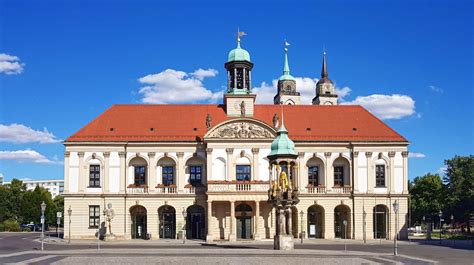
[191,68,218,80]
[408,152,426,158]
[137,68,221,104]
[429,85,443,93]
[437,166,447,174]
[0,123,61,144]
[253,77,351,104]
[0,150,62,165]
[0,53,25,75]
[342,94,416,120]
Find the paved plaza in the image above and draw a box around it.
[0,232,472,264]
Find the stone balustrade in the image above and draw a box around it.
[207,181,269,192]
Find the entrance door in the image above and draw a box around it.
[186,205,205,240]
[237,217,252,239]
[130,205,147,239]
[161,212,175,239]
[373,205,388,239]
[334,205,349,239]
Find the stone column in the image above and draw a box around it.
[225,148,234,181]
[206,201,213,242]
[352,151,359,192]
[366,152,373,193]
[251,148,259,180]
[64,152,70,193]
[402,151,409,194]
[119,151,126,193]
[177,152,184,192]
[103,152,110,193]
[205,148,213,184]
[388,151,396,193]
[148,152,156,191]
[229,201,236,241]
[78,152,85,193]
[324,152,332,191]
[254,201,260,240]
[243,68,246,90]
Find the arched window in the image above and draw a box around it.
[158,157,176,186]
[308,166,319,186]
[130,156,148,186]
[89,164,101,187]
[235,156,251,181]
[375,165,386,187]
[333,157,350,186]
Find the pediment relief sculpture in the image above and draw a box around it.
[205,119,276,139]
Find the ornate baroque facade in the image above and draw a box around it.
[63,38,409,242]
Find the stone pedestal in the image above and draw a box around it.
[274,235,294,250]
[104,234,116,241]
[228,233,236,242]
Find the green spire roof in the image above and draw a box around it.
[227,40,251,62]
[268,112,297,156]
[278,47,296,81]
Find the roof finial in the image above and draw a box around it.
[279,105,288,133]
[283,40,290,75]
[321,50,328,78]
[237,28,246,48]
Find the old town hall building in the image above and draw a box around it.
[63,37,409,242]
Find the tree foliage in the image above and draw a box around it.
[0,179,64,227]
[409,173,444,225]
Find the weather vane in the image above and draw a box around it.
[237,27,247,44]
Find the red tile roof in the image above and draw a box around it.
[65,104,407,143]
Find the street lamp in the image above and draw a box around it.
[392,200,399,256]
[450,214,454,227]
[182,208,187,244]
[343,220,348,252]
[438,210,443,245]
[299,210,304,244]
[40,201,46,251]
[67,206,72,244]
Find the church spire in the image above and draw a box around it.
[321,50,328,78]
[283,45,290,76]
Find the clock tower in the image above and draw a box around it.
[274,44,300,105]
[224,32,256,117]
[312,51,338,105]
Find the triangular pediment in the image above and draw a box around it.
[204,118,276,140]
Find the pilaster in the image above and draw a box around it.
[78,152,85,193]
[64,152,70,193]
[226,148,234,181]
[177,152,184,192]
[324,152,332,191]
[148,152,156,191]
[388,151,396,193]
[366,152,373,193]
[103,152,110,193]
[254,201,261,240]
[228,201,236,241]
[206,201,213,242]
[119,151,126,193]
[206,148,213,184]
[251,148,259,180]
[352,151,359,192]
[402,151,409,193]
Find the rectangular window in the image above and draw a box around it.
[89,205,100,228]
[308,166,319,186]
[376,165,386,187]
[134,166,146,185]
[236,165,251,181]
[189,166,202,185]
[162,166,174,186]
[334,166,344,186]
[89,164,101,187]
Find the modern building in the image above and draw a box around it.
[3,179,64,198]
[63,37,409,242]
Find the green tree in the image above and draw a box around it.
[20,186,57,225]
[409,173,444,225]
[443,155,474,232]
[0,179,26,223]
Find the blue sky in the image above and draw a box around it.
[0,0,472,182]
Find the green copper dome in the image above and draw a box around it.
[268,115,297,157]
[227,42,251,62]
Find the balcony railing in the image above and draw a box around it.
[127,185,149,194]
[304,185,351,194]
[184,185,207,194]
[154,186,177,194]
[207,181,269,192]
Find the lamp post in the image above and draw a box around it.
[392,200,399,256]
[40,201,46,251]
[67,206,72,244]
[182,208,187,244]
[343,220,347,252]
[450,214,454,228]
[438,210,443,245]
[300,210,304,244]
